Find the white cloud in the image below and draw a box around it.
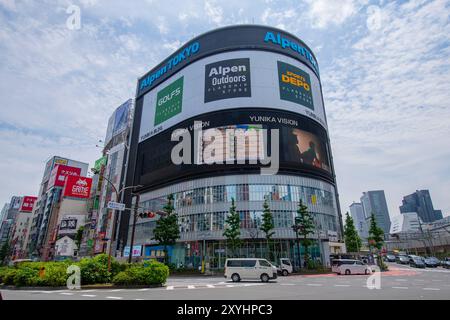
[305,0,365,29]
[322,0,450,216]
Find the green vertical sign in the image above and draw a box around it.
[154,76,184,125]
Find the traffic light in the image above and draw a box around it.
[138,211,156,219]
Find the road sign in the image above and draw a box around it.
[107,201,126,211]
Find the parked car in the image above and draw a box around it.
[385,254,396,262]
[224,258,278,282]
[440,257,450,269]
[410,257,426,268]
[331,259,371,275]
[424,257,439,268]
[396,255,409,264]
[276,258,293,276]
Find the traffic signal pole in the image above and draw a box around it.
[128,193,140,264]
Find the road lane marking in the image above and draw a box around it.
[187,285,195,289]
[280,283,295,286]
[81,294,97,297]
[138,288,149,291]
[60,292,74,296]
[106,296,123,299]
[392,287,408,289]
[109,289,123,292]
[306,283,322,286]
[135,298,144,300]
[226,285,236,288]
[423,288,440,291]
[166,286,174,290]
[206,285,215,288]
[334,284,351,287]
[395,279,407,281]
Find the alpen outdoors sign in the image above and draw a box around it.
[204,58,251,103]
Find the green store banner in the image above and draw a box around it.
[278,61,314,110]
[154,76,184,125]
[94,156,107,171]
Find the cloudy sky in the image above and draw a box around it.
[0,0,449,219]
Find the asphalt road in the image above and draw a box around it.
[2,263,449,300]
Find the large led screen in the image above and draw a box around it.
[135,109,332,189]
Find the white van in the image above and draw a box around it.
[331,259,371,275]
[224,258,278,282]
[278,258,293,276]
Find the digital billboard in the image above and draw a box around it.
[135,109,331,189]
[47,164,81,190]
[63,176,93,199]
[19,196,37,212]
[105,99,132,145]
[138,50,327,143]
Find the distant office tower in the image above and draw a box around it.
[360,190,391,235]
[349,202,369,239]
[0,196,22,246]
[399,190,443,223]
[390,212,422,234]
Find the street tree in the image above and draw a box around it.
[368,213,386,269]
[75,226,85,251]
[153,194,180,264]
[223,198,241,257]
[0,242,11,265]
[295,199,315,268]
[260,197,275,261]
[343,212,362,253]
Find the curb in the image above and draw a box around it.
[0,283,164,291]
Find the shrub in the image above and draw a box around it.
[77,254,120,285]
[111,261,169,286]
[13,267,39,287]
[112,271,134,286]
[2,268,18,285]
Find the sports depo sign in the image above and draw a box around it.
[63,176,92,199]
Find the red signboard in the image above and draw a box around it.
[47,164,81,189]
[63,176,92,199]
[20,196,37,212]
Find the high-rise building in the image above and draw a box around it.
[0,196,22,247]
[120,25,344,269]
[399,190,443,223]
[390,212,422,234]
[360,190,391,235]
[349,202,369,239]
[26,156,89,260]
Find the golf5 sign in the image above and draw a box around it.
[154,76,184,126]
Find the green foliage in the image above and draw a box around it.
[0,242,11,265]
[0,268,18,285]
[344,212,362,253]
[112,261,169,286]
[294,199,315,265]
[152,194,180,264]
[260,198,275,240]
[260,198,275,260]
[368,213,384,250]
[78,253,120,285]
[223,198,241,256]
[75,226,85,250]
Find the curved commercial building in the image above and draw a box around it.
[120,25,343,268]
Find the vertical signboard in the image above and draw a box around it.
[154,77,184,125]
[63,176,93,199]
[19,196,37,212]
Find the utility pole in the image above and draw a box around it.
[128,193,140,264]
